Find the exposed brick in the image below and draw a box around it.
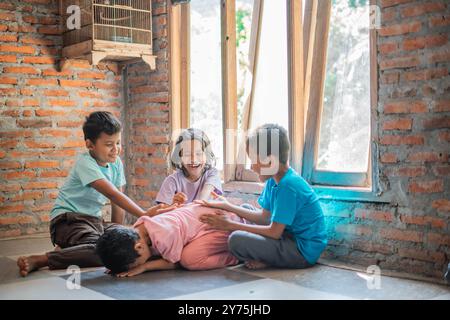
[17,119,52,128]
[380,135,424,145]
[402,68,448,82]
[0,44,35,54]
[380,153,398,163]
[3,170,36,180]
[335,225,373,237]
[438,131,450,142]
[0,205,25,214]
[422,116,450,130]
[43,89,69,97]
[22,181,58,190]
[59,79,92,88]
[77,71,106,80]
[402,34,447,51]
[429,14,450,28]
[432,199,450,213]
[0,77,17,85]
[427,233,450,246]
[432,165,450,176]
[386,166,427,177]
[3,66,39,74]
[20,36,54,46]
[354,209,394,222]
[48,99,76,107]
[379,21,421,37]
[409,179,444,193]
[379,42,398,55]
[0,161,22,169]
[379,228,423,243]
[381,0,414,8]
[384,101,427,113]
[0,55,17,63]
[24,141,56,148]
[0,12,16,21]
[24,161,59,169]
[401,2,447,18]
[25,78,58,86]
[57,121,84,128]
[398,248,445,264]
[407,152,448,163]
[382,118,412,130]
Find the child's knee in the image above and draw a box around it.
[228,230,250,254]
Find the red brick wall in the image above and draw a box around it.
[0,0,124,237]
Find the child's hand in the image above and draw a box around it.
[116,264,147,278]
[145,203,178,217]
[172,192,187,205]
[194,191,231,211]
[199,210,233,231]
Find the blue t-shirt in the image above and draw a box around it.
[258,167,327,264]
[50,152,126,220]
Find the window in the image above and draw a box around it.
[170,0,379,198]
[189,1,224,171]
[302,0,376,192]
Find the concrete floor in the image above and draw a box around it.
[0,235,449,300]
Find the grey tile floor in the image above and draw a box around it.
[0,236,449,300]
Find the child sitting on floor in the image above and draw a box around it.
[156,128,223,206]
[197,123,327,270]
[17,111,174,277]
[96,203,245,277]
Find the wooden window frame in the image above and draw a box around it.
[302,0,388,202]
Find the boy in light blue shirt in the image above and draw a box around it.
[17,111,174,277]
[197,124,327,269]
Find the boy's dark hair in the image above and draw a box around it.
[170,128,216,177]
[96,227,140,275]
[245,123,290,164]
[83,111,122,143]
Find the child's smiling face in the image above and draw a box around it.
[86,132,121,167]
[181,139,206,181]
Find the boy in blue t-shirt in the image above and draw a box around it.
[197,124,327,269]
[17,111,174,277]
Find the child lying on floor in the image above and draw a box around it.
[96,203,246,277]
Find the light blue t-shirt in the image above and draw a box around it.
[50,152,126,220]
[258,167,327,264]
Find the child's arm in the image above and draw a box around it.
[111,186,125,224]
[200,211,285,239]
[116,259,178,277]
[195,195,271,225]
[90,179,146,218]
[197,184,216,201]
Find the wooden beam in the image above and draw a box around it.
[180,3,190,129]
[169,2,182,139]
[303,0,317,124]
[302,0,331,181]
[287,0,304,174]
[221,0,238,183]
[235,0,263,181]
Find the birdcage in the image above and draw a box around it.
[60,0,156,68]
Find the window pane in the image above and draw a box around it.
[190,0,223,170]
[316,0,370,173]
[249,0,289,132]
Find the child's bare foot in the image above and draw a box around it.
[54,245,61,251]
[244,260,268,270]
[17,254,48,277]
